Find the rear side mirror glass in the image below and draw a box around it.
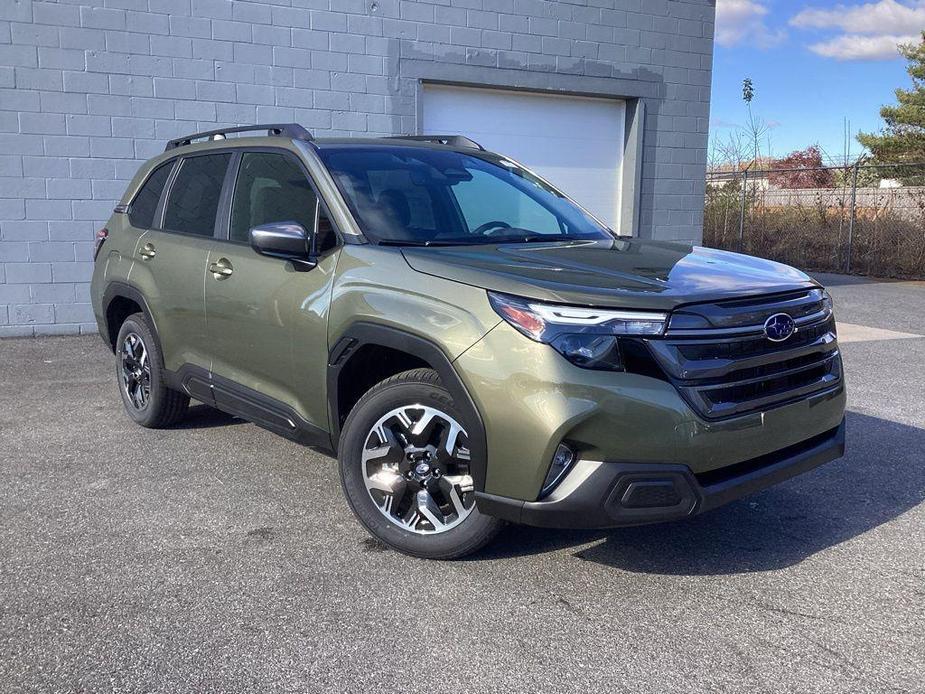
[250,221,316,268]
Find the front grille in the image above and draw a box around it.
[674,319,833,362]
[645,288,842,420]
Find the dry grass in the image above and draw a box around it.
[703,186,925,280]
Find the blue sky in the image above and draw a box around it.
[709,0,924,163]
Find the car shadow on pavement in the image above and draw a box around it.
[475,411,925,575]
[173,404,247,430]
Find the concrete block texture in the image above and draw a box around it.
[2,0,714,334]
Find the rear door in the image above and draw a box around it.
[139,151,231,377]
[204,149,340,433]
[104,158,174,302]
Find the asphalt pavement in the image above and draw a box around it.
[1,273,923,693]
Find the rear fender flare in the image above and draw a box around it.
[101,281,161,355]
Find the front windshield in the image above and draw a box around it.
[317,145,614,245]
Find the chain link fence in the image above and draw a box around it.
[704,163,925,279]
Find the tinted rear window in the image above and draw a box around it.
[163,153,231,237]
[129,161,173,229]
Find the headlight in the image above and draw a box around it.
[488,292,668,371]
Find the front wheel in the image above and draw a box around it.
[338,369,502,559]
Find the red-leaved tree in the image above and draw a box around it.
[768,146,835,189]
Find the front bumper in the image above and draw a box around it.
[456,321,847,500]
[475,418,846,529]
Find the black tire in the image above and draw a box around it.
[114,312,189,428]
[338,368,503,559]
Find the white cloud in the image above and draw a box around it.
[791,0,925,34]
[790,0,924,61]
[808,32,919,59]
[715,0,787,48]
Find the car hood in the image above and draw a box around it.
[401,238,818,310]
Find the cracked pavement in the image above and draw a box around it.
[0,272,923,693]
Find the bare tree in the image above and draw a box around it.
[708,78,773,173]
[741,77,773,167]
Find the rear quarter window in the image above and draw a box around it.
[129,161,173,229]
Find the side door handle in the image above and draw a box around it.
[209,257,233,280]
[139,242,156,260]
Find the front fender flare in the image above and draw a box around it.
[327,322,488,492]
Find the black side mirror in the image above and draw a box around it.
[250,221,316,269]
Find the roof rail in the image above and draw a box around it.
[387,135,485,151]
[165,123,313,151]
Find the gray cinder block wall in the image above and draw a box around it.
[0,0,715,336]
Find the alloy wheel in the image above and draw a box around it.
[120,332,151,410]
[361,405,475,534]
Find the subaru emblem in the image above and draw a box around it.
[764,313,796,342]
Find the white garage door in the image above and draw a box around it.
[421,84,625,228]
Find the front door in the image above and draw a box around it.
[204,150,338,433]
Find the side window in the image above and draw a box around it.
[163,153,231,237]
[229,152,320,245]
[129,161,173,229]
[316,209,338,253]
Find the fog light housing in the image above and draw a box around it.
[540,444,576,498]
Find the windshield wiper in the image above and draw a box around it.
[490,233,573,244]
[378,234,597,247]
[520,234,563,242]
[376,239,472,247]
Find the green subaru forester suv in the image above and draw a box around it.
[91,124,846,559]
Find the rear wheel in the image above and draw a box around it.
[115,313,188,428]
[338,368,502,559]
